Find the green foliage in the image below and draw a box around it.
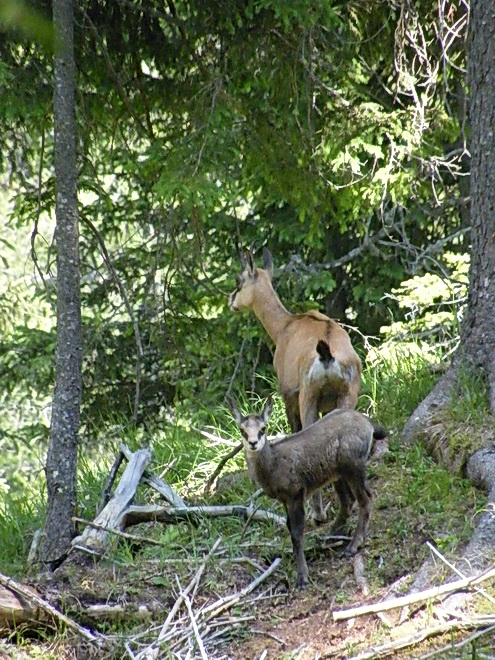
[0,0,471,477]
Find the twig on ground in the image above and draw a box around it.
[200,557,282,620]
[333,564,495,621]
[182,587,208,660]
[72,517,166,547]
[0,572,100,643]
[136,538,222,660]
[418,623,495,659]
[251,629,286,645]
[425,541,495,608]
[346,616,495,660]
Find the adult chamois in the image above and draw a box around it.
[230,397,384,589]
[229,247,362,522]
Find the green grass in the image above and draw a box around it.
[0,338,492,659]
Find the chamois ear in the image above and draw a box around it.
[262,247,273,279]
[261,395,273,423]
[228,396,242,424]
[239,249,247,269]
[244,249,256,277]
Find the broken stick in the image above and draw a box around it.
[333,564,495,621]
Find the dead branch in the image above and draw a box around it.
[182,588,208,660]
[71,448,151,555]
[72,516,167,547]
[200,557,282,620]
[347,617,495,660]
[0,572,99,642]
[136,539,222,659]
[425,541,495,608]
[120,443,187,508]
[204,442,243,493]
[123,503,286,528]
[98,449,125,513]
[333,564,495,621]
[419,622,495,660]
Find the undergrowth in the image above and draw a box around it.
[0,344,491,658]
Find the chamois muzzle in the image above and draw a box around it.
[229,290,239,311]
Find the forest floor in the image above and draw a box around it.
[2,434,495,660]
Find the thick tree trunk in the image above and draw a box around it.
[403,0,495,603]
[404,0,495,439]
[41,0,82,567]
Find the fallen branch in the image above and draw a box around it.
[120,443,186,508]
[70,448,151,555]
[132,550,280,659]
[72,516,167,547]
[0,572,99,642]
[425,541,495,608]
[98,449,125,513]
[419,622,495,660]
[123,503,286,528]
[200,557,282,620]
[347,616,495,660]
[136,538,222,660]
[333,564,495,621]
[183,589,208,660]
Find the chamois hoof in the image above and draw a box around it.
[296,574,309,590]
[340,544,361,559]
[330,521,347,534]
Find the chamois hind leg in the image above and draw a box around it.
[285,493,308,589]
[332,479,356,533]
[342,471,371,557]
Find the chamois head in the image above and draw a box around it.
[229,396,273,452]
[229,247,274,311]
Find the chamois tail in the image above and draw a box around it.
[316,339,334,367]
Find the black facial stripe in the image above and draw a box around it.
[257,428,265,439]
[240,429,248,439]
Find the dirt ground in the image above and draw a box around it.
[2,445,494,659]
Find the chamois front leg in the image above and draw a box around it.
[285,493,308,589]
[342,472,371,557]
[299,389,327,524]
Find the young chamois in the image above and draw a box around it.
[230,397,385,589]
[229,247,362,522]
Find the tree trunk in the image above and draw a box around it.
[404,0,495,442]
[402,0,495,594]
[41,0,82,568]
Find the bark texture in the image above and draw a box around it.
[404,0,495,441]
[41,0,82,567]
[403,0,495,599]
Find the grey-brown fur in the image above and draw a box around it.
[229,397,385,589]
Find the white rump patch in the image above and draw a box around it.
[307,355,343,383]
